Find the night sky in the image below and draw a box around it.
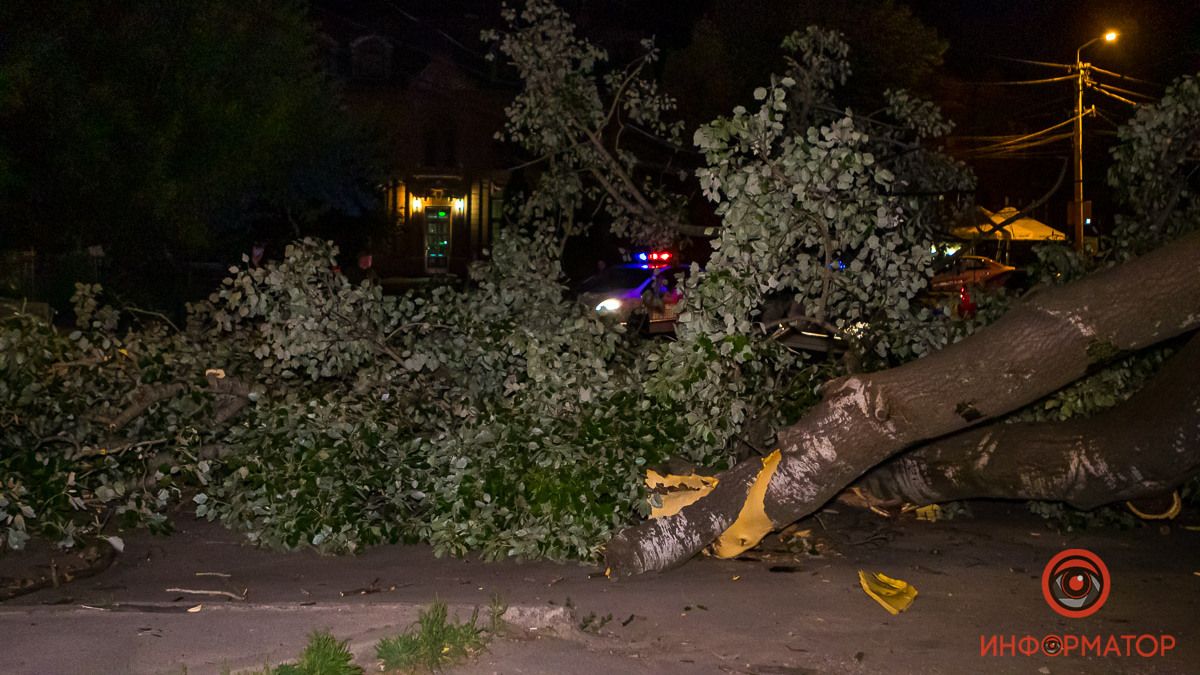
[554,0,1200,228]
[564,0,1200,81]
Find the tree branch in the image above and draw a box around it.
[857,333,1200,509]
[604,228,1200,575]
[972,157,1069,238]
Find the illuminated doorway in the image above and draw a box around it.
[425,205,451,272]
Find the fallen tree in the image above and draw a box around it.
[604,229,1200,575]
[857,333,1200,510]
[5,1,1198,569]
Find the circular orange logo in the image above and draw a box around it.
[1041,548,1110,618]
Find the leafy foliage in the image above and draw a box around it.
[4,1,1198,561]
[1027,501,1136,533]
[1108,75,1200,258]
[1,234,683,559]
[0,287,218,550]
[647,27,972,459]
[483,0,687,246]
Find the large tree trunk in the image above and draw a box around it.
[856,333,1200,509]
[604,230,1200,576]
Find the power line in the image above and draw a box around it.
[1090,80,1156,101]
[1090,65,1162,88]
[978,54,1074,71]
[964,132,1074,158]
[1089,84,1139,107]
[955,110,1086,153]
[966,74,1077,86]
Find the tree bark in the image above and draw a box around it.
[856,333,1200,509]
[604,230,1200,576]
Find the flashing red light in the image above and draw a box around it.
[647,251,672,262]
[958,285,977,319]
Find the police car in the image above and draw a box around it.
[578,252,685,334]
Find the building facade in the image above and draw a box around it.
[314,1,513,278]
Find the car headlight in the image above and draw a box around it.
[596,298,622,313]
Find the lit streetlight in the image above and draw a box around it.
[1072,30,1118,252]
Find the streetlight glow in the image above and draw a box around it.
[1104,31,1118,42]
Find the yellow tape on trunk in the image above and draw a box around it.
[646,470,718,519]
[709,449,781,559]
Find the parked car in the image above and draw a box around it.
[930,255,1017,293]
[768,320,850,354]
[752,293,855,355]
[577,254,686,334]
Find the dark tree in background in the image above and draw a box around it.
[663,0,946,128]
[0,0,379,305]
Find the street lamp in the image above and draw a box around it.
[1072,30,1118,252]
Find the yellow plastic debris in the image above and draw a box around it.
[868,505,892,518]
[1126,491,1182,520]
[858,570,918,615]
[781,528,812,541]
[709,450,782,558]
[914,504,942,522]
[645,469,718,519]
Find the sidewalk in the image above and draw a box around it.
[1,505,1197,674]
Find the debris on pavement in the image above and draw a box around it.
[339,577,396,596]
[914,504,942,522]
[165,587,247,601]
[1126,491,1182,520]
[857,570,918,615]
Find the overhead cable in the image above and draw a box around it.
[1090,81,1156,101]
[1090,66,1162,88]
[963,132,1074,158]
[957,110,1086,153]
[1089,84,1139,107]
[979,54,1074,71]
[967,74,1077,86]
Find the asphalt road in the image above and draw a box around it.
[1,504,1197,674]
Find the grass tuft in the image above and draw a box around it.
[271,630,362,675]
[375,601,487,672]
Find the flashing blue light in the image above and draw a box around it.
[637,252,648,262]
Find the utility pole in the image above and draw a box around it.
[1073,56,1086,252]
[1072,31,1118,253]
